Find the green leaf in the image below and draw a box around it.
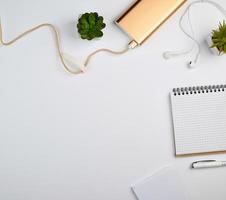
[81,22,89,30]
[80,18,87,24]
[81,34,88,39]
[95,30,103,37]
[96,18,106,30]
[88,13,96,25]
[79,29,88,35]
[93,12,98,19]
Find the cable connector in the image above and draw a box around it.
[128,40,138,49]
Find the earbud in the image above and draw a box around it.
[163,50,199,69]
[164,0,226,68]
[188,60,197,68]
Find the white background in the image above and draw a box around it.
[1,0,226,199]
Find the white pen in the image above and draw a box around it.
[192,160,226,169]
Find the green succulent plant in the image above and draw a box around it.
[77,12,106,40]
[211,20,226,54]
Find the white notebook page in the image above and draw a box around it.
[132,167,188,200]
[171,86,226,155]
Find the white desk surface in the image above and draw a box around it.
[1,0,226,199]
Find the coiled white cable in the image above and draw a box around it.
[163,0,226,68]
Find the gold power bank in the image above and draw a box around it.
[116,0,187,45]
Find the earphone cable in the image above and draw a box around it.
[163,0,226,65]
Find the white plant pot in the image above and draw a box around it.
[206,34,221,55]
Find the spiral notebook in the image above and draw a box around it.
[170,84,226,156]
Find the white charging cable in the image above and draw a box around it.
[163,0,226,68]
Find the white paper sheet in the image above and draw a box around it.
[132,167,188,200]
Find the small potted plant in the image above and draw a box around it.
[206,20,226,55]
[77,12,106,40]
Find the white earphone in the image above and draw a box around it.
[163,0,226,68]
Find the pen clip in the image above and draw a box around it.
[192,160,216,164]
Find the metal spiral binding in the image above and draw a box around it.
[173,85,226,96]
